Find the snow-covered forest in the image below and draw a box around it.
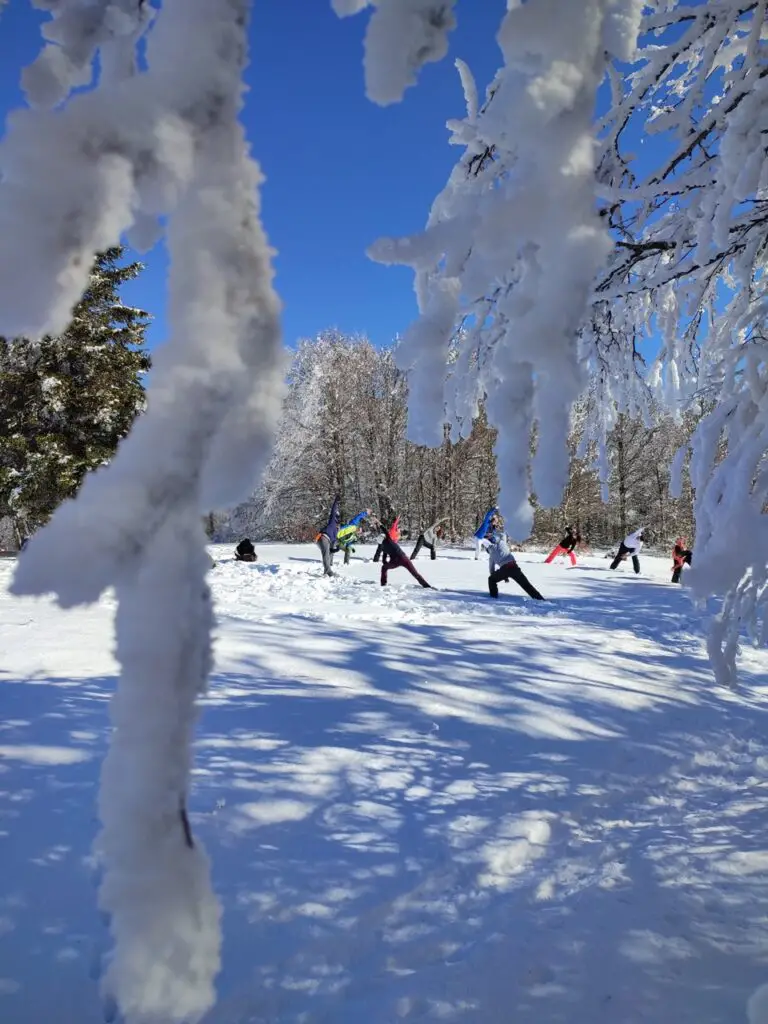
[223,329,697,549]
[0,2,767,1024]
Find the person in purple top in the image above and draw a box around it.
[316,495,341,577]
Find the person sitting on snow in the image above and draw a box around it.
[474,507,500,559]
[336,508,372,565]
[379,522,432,589]
[671,537,692,583]
[487,533,544,600]
[610,527,645,574]
[373,514,400,563]
[234,538,257,562]
[411,517,447,561]
[316,495,341,577]
[544,525,581,566]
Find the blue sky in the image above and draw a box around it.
[0,2,507,351]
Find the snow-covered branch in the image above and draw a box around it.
[344,0,643,539]
[332,0,458,104]
[337,0,767,681]
[4,1,284,1020]
[596,0,768,683]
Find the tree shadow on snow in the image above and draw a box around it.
[0,673,114,1023]
[3,564,768,1024]
[193,576,768,1024]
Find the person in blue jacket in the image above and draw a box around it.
[474,507,500,559]
[316,495,341,577]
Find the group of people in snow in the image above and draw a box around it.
[607,528,693,582]
[231,499,693,597]
[310,498,545,599]
[315,498,434,588]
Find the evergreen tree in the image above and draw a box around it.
[0,247,150,534]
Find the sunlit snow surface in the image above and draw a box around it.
[1,543,767,1023]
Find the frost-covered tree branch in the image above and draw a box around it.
[336,0,767,683]
[338,0,644,540]
[331,0,458,104]
[597,0,768,684]
[2,1,284,1021]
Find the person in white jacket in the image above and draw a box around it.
[610,528,645,574]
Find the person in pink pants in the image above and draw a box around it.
[545,526,580,566]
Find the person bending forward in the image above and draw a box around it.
[610,528,645,574]
[671,538,692,583]
[411,519,446,560]
[487,534,544,600]
[544,525,580,566]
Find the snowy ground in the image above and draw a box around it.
[2,543,768,1024]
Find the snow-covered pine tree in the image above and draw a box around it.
[0,247,149,534]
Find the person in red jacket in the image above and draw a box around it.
[378,524,432,589]
[544,525,581,566]
[671,537,692,583]
[373,515,400,563]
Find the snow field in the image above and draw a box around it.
[1,543,768,1023]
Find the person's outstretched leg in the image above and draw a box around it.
[610,543,628,570]
[544,546,563,564]
[411,536,424,560]
[508,563,545,600]
[373,542,383,563]
[401,554,431,588]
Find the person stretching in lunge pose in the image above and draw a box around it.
[336,509,372,565]
[411,518,447,560]
[610,528,645,574]
[379,525,432,589]
[544,525,581,566]
[671,537,692,583]
[316,495,341,577]
[487,533,544,600]
[474,507,499,559]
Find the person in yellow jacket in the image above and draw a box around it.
[335,509,372,564]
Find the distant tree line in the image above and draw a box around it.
[213,331,699,550]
